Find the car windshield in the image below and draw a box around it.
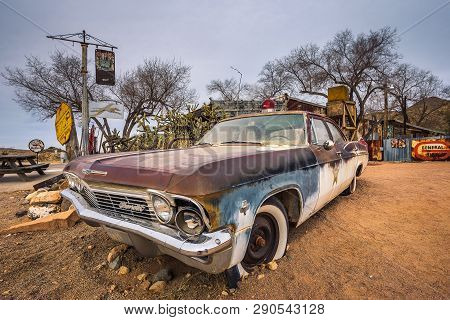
[197,114,306,147]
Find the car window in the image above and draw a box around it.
[326,121,346,144]
[311,118,331,145]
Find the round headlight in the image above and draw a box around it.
[151,195,173,224]
[175,208,205,236]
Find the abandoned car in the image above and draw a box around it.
[62,110,368,286]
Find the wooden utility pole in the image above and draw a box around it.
[383,81,389,139]
[47,31,117,156]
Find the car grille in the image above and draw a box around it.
[80,187,159,223]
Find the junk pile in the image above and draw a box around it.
[1,177,80,234]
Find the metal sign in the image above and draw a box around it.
[95,49,115,86]
[390,138,406,148]
[412,139,449,161]
[55,102,74,145]
[28,139,45,164]
[89,101,124,119]
[28,139,45,153]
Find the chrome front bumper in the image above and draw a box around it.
[61,189,233,273]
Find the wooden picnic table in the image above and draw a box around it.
[0,154,49,181]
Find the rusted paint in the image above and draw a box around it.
[412,138,450,161]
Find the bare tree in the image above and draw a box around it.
[250,60,293,99]
[413,77,448,126]
[3,52,197,151]
[2,51,107,156]
[207,72,250,102]
[258,27,399,123]
[388,64,420,133]
[108,58,197,139]
[2,50,106,119]
[388,64,446,134]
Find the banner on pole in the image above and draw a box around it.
[89,101,124,119]
[95,49,115,86]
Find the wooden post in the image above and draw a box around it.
[65,119,80,161]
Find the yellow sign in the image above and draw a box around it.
[328,85,349,102]
[55,102,73,145]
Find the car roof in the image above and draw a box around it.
[218,110,328,123]
[217,110,348,141]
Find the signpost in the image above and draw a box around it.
[55,102,74,145]
[47,31,117,156]
[28,139,45,164]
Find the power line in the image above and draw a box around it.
[399,1,450,36]
[0,0,80,55]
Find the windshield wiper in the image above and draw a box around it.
[196,142,213,146]
[220,141,262,145]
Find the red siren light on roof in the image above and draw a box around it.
[261,99,275,112]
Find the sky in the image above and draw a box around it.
[0,0,449,149]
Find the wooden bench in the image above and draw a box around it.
[0,154,50,181]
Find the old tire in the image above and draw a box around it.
[342,175,357,196]
[225,198,288,288]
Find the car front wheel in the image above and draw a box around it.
[225,198,288,288]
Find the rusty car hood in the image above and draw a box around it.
[64,145,317,196]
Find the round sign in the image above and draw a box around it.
[55,102,73,145]
[28,139,45,153]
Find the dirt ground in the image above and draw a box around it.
[0,162,449,300]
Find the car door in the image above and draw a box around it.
[324,120,355,197]
[309,117,342,212]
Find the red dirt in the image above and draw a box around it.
[0,162,449,299]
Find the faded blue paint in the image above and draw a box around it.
[216,164,320,229]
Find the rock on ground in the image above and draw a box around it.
[27,205,59,220]
[152,268,173,282]
[107,244,129,263]
[267,261,278,271]
[117,266,129,275]
[108,256,121,270]
[108,284,116,294]
[149,281,166,293]
[15,210,27,218]
[25,189,47,202]
[137,273,148,281]
[93,262,106,271]
[139,280,151,290]
[30,191,62,205]
[60,198,72,212]
[0,207,79,235]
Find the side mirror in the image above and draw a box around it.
[323,140,335,150]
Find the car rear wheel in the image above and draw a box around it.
[342,175,357,196]
[225,198,288,288]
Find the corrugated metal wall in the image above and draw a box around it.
[383,138,412,162]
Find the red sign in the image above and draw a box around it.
[412,139,449,161]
